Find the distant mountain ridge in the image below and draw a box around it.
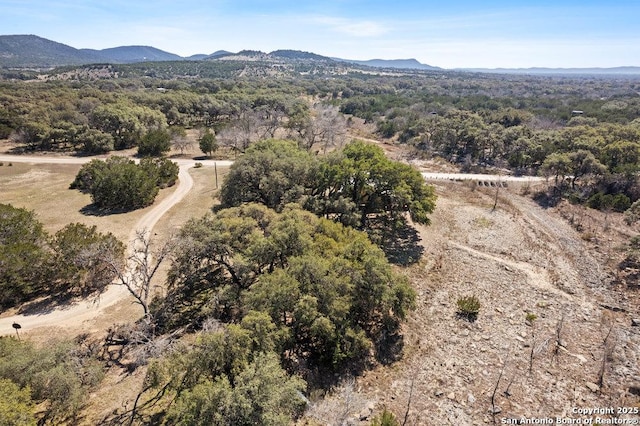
[334,57,440,70]
[1,34,639,75]
[80,45,183,63]
[0,34,437,71]
[0,34,103,67]
[0,35,195,67]
[460,66,640,76]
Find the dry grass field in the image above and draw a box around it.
[0,161,171,242]
[0,159,229,333]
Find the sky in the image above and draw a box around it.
[1,0,639,69]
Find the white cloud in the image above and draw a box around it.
[314,16,389,37]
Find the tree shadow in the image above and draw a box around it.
[532,189,561,208]
[80,203,130,217]
[375,331,405,366]
[456,312,478,323]
[368,217,425,266]
[17,292,77,316]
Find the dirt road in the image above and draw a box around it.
[0,153,539,336]
[422,172,544,183]
[0,155,232,336]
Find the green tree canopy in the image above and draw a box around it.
[138,128,172,157]
[0,204,50,308]
[144,319,305,426]
[50,223,125,296]
[219,139,317,211]
[0,338,104,425]
[71,156,178,211]
[199,129,218,157]
[139,157,180,188]
[309,140,437,229]
[155,203,416,372]
[219,139,436,233]
[0,379,36,426]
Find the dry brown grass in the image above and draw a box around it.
[0,162,174,243]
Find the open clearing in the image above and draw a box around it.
[0,161,175,242]
[0,159,230,341]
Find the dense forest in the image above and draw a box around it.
[1,60,640,424]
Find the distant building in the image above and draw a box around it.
[571,110,584,115]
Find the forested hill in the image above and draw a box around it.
[80,46,183,63]
[0,34,432,70]
[0,35,183,67]
[0,35,104,67]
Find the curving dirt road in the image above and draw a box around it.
[0,153,540,336]
[0,155,232,336]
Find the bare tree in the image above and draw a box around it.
[491,362,506,425]
[217,109,263,154]
[291,104,348,152]
[256,106,286,139]
[598,324,617,389]
[170,127,192,155]
[551,315,566,365]
[103,230,175,316]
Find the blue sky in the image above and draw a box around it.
[1,0,638,68]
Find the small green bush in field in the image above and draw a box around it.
[457,295,481,322]
[370,407,400,426]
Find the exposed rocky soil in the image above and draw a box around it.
[308,181,640,425]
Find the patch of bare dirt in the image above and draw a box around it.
[317,182,639,425]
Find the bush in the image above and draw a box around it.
[139,157,179,188]
[91,159,158,210]
[625,200,640,225]
[0,204,50,308]
[0,379,36,426]
[71,156,178,211]
[456,295,481,322]
[587,191,631,212]
[370,408,400,426]
[0,338,104,424]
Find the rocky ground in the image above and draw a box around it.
[305,180,640,425]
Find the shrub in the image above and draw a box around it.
[0,204,50,308]
[0,379,36,426]
[370,408,400,426]
[0,338,104,424]
[625,200,640,225]
[587,191,631,212]
[71,156,178,211]
[456,295,481,322]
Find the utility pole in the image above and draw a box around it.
[214,161,218,189]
